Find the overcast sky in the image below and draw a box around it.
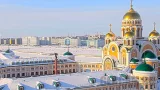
[0,0,160,38]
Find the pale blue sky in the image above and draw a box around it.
[0,0,160,37]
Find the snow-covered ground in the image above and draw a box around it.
[158,79,160,90]
[0,46,103,63]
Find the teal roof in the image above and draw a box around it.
[135,62,154,72]
[130,58,139,64]
[142,51,156,59]
[63,51,73,56]
[5,49,11,53]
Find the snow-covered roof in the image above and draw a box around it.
[75,56,102,63]
[0,57,75,68]
[0,70,137,90]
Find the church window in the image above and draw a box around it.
[128,40,130,45]
[150,85,153,89]
[153,64,156,69]
[145,85,148,89]
[112,47,115,51]
[133,40,134,45]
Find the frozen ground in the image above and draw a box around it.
[0,46,103,63]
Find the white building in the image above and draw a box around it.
[22,36,39,46]
[87,39,105,48]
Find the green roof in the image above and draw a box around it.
[135,62,154,72]
[142,51,156,59]
[5,49,11,53]
[130,58,139,64]
[63,51,73,56]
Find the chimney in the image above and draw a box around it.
[54,53,58,75]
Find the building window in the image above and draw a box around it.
[40,72,43,75]
[31,67,34,70]
[7,74,10,78]
[145,85,148,89]
[65,65,68,68]
[22,73,25,76]
[44,71,47,75]
[112,47,115,51]
[73,69,76,73]
[36,72,39,75]
[40,67,43,70]
[31,72,34,76]
[69,65,72,67]
[61,70,64,74]
[153,64,156,69]
[150,85,152,89]
[12,74,15,77]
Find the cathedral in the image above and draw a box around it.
[102,1,160,77]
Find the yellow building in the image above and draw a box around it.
[102,0,160,78]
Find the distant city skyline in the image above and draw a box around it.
[0,0,160,38]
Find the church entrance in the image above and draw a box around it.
[104,58,113,70]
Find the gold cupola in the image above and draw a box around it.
[124,31,134,38]
[149,22,159,37]
[105,24,115,38]
[123,0,141,20]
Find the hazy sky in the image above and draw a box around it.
[0,0,160,38]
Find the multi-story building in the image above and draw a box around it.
[22,36,39,46]
[39,37,51,45]
[87,39,105,48]
[51,37,81,47]
[0,38,22,45]
[0,70,140,90]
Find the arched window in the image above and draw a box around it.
[133,40,134,45]
[128,40,130,45]
[153,64,156,69]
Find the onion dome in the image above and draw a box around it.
[124,31,134,38]
[123,0,141,20]
[63,51,73,56]
[105,24,115,38]
[149,23,159,37]
[123,8,141,20]
[141,51,156,59]
[130,58,139,64]
[149,30,159,37]
[5,49,11,53]
[135,62,154,72]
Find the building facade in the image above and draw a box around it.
[102,1,160,78]
[22,36,39,46]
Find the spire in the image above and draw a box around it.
[130,0,133,8]
[67,45,70,52]
[109,24,112,32]
[154,22,156,30]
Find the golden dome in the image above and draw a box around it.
[106,33,113,38]
[124,31,134,38]
[105,24,116,38]
[149,30,159,37]
[123,8,141,20]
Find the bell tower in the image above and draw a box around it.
[121,0,143,39]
